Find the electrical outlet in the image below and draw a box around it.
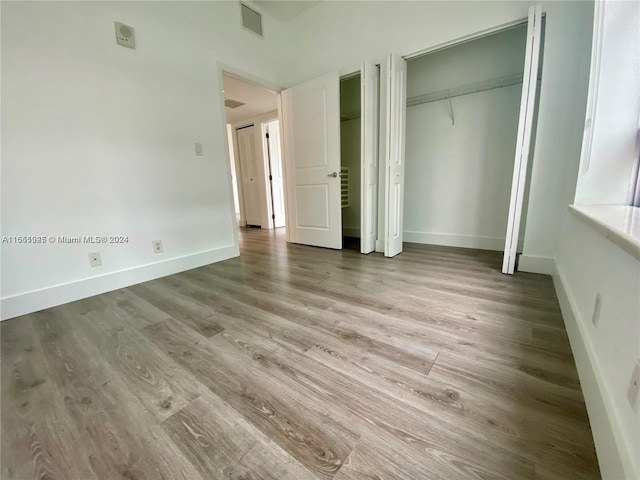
[152,240,163,253]
[114,22,135,49]
[591,293,602,327]
[194,142,203,156]
[627,360,640,412]
[88,252,102,267]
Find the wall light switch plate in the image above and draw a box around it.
[115,21,135,49]
[89,252,102,267]
[195,142,203,156]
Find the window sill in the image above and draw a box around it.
[569,205,640,261]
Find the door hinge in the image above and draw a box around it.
[272,214,275,220]
[266,133,270,139]
[269,175,273,181]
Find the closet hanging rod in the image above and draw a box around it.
[406,69,542,108]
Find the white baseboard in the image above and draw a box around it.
[553,266,635,480]
[403,231,521,252]
[1,245,239,321]
[518,254,557,275]
[343,227,361,237]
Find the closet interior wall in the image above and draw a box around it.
[404,24,532,252]
[340,75,362,239]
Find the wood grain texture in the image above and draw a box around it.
[1,227,600,479]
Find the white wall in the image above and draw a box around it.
[340,76,362,237]
[0,1,285,319]
[404,26,526,250]
[278,0,594,271]
[575,0,640,206]
[555,213,640,479]
[553,3,640,477]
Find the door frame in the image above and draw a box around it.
[217,63,284,243]
[262,119,286,229]
[373,11,543,262]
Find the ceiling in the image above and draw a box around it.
[254,1,322,23]
[222,73,278,124]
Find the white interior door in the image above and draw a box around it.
[266,121,286,228]
[236,125,263,226]
[361,62,380,254]
[281,71,342,249]
[384,53,408,258]
[502,5,543,274]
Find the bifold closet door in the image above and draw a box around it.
[502,4,543,274]
[361,62,380,254]
[280,71,342,249]
[384,53,408,258]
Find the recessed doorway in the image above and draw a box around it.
[222,72,286,232]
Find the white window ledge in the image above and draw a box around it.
[569,205,640,261]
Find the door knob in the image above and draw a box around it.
[328,172,339,178]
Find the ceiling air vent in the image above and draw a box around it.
[225,99,245,109]
[241,3,263,38]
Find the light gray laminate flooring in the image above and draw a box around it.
[1,227,600,479]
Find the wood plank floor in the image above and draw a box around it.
[1,227,601,479]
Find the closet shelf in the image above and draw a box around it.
[407,70,540,108]
[340,70,542,116]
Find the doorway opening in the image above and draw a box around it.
[340,73,362,251]
[403,24,532,252]
[222,72,286,233]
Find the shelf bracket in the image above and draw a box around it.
[448,97,455,125]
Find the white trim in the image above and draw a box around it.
[403,231,521,252]
[569,205,640,261]
[553,265,636,480]
[216,63,241,253]
[580,0,605,174]
[231,111,279,132]
[0,245,238,321]
[517,254,557,275]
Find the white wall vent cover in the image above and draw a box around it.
[241,3,263,38]
[225,99,246,109]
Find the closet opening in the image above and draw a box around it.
[340,73,362,251]
[402,21,543,258]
